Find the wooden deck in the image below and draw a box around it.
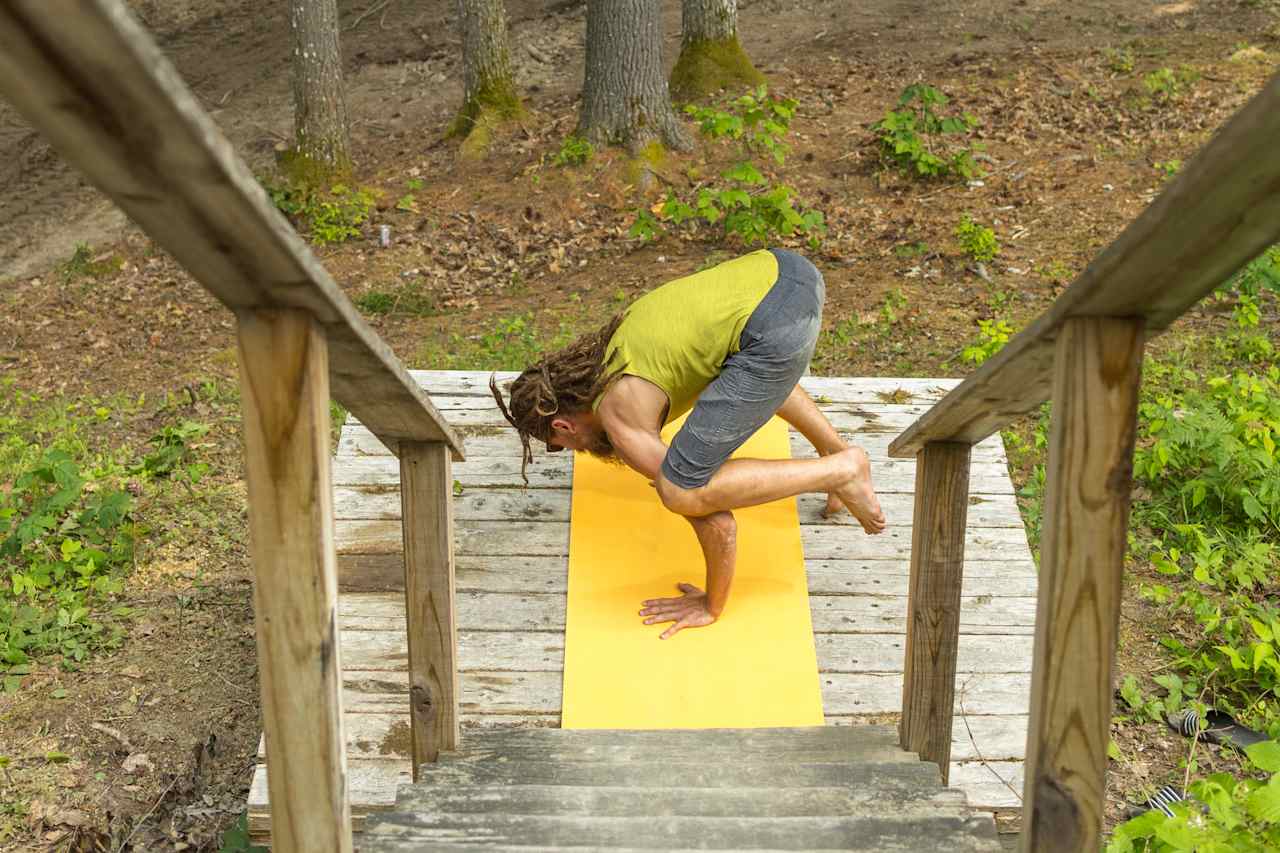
[248,371,1035,840]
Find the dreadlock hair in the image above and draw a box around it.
[490,313,626,484]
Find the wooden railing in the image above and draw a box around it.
[0,3,467,851]
[893,70,1280,852]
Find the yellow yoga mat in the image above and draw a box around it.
[562,415,824,729]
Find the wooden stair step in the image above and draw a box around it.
[463,724,899,747]
[412,758,944,788]
[390,783,970,818]
[448,725,914,764]
[361,812,1002,851]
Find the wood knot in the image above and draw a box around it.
[410,684,437,720]
[1032,772,1083,850]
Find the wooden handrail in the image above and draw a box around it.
[0,0,464,463]
[889,70,1280,460]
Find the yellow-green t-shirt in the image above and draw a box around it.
[597,250,778,423]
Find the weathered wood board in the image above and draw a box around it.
[249,374,1037,841]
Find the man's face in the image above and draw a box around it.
[547,417,616,460]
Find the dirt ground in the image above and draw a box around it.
[1,0,1277,849]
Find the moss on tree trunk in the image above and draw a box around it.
[670,35,765,102]
[450,0,523,158]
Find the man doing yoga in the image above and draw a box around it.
[491,248,886,639]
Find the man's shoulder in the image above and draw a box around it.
[597,375,669,430]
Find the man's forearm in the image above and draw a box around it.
[687,511,736,617]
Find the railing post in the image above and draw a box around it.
[398,440,459,778]
[1021,316,1144,853]
[237,309,352,853]
[900,440,972,783]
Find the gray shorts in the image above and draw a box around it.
[660,248,824,490]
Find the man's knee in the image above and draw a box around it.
[656,474,713,517]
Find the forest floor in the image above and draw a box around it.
[1,0,1278,849]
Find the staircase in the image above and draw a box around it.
[360,726,1003,851]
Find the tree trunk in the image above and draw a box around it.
[452,0,523,151]
[671,0,764,102]
[579,0,692,152]
[287,0,351,182]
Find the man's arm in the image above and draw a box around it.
[596,376,669,480]
[640,510,736,639]
[688,511,736,617]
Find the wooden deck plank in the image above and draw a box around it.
[333,668,1033,718]
[403,371,963,404]
[336,557,1036,597]
[338,426,1008,463]
[330,453,1018,494]
[262,711,1028,765]
[339,626,1034,676]
[335,591,1037,635]
[332,487,1026,529]
[334,519,1031,559]
[348,403,994,435]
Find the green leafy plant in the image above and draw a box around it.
[872,83,983,181]
[419,312,576,372]
[955,215,1000,263]
[893,241,930,259]
[634,92,824,248]
[1106,47,1136,75]
[1143,66,1200,103]
[879,288,909,330]
[264,180,375,245]
[355,281,438,317]
[219,814,268,853]
[0,450,134,680]
[1154,159,1183,180]
[1108,740,1280,851]
[1132,365,1280,730]
[685,85,798,164]
[1136,370,1280,533]
[961,318,1013,365]
[59,243,121,284]
[1223,244,1280,299]
[553,135,594,167]
[133,420,210,483]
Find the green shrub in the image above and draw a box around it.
[655,167,825,247]
[634,87,824,248]
[955,215,1000,263]
[1136,370,1280,532]
[1223,244,1280,299]
[1143,66,1200,103]
[133,420,210,485]
[264,180,375,245]
[0,449,135,683]
[685,85,798,164]
[1107,740,1280,851]
[872,84,983,181]
[1134,366,1280,730]
[961,318,1013,365]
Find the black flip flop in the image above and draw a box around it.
[1167,707,1269,751]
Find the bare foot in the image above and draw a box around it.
[829,448,887,535]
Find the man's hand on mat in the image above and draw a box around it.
[639,582,716,639]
